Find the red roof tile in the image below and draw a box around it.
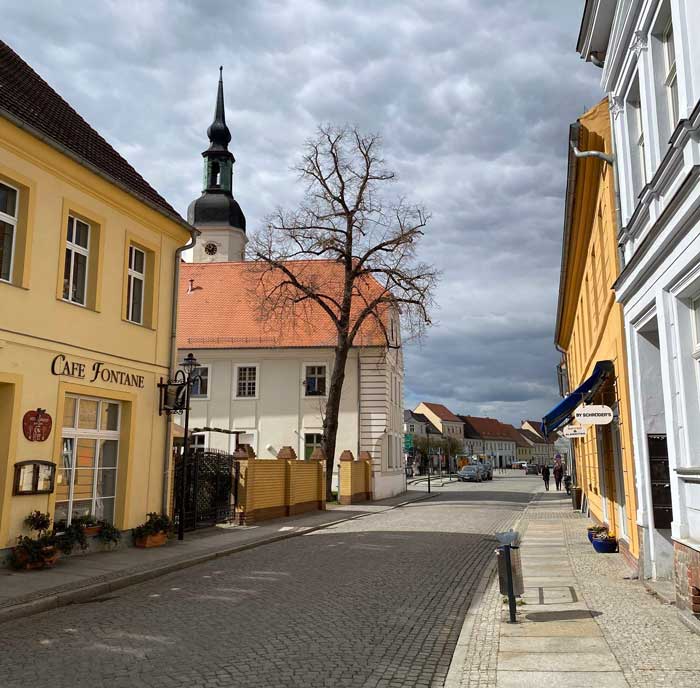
[177,260,390,349]
[0,40,183,223]
[420,403,462,423]
[459,416,516,441]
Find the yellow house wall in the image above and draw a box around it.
[0,117,190,547]
[557,100,639,559]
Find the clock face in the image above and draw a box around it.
[204,242,218,256]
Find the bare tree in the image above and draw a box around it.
[250,125,438,498]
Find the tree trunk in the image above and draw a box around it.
[322,341,350,501]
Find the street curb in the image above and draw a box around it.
[444,559,497,687]
[0,492,437,626]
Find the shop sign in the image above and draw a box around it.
[22,408,52,442]
[562,424,587,438]
[574,405,613,425]
[51,354,145,388]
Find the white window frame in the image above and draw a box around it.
[63,214,90,307]
[127,244,146,325]
[663,19,679,129]
[189,364,211,400]
[626,75,647,202]
[303,362,328,398]
[303,432,323,460]
[0,179,19,284]
[58,395,120,526]
[234,363,259,399]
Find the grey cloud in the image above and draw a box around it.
[5,0,600,425]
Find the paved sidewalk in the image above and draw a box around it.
[447,486,700,688]
[0,490,431,624]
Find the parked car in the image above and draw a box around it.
[525,464,539,475]
[457,465,484,483]
[480,461,493,480]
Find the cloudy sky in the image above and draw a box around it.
[6,0,601,425]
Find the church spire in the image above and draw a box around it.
[206,66,232,152]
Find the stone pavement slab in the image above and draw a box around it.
[498,651,620,671]
[496,671,629,688]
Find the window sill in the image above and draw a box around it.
[57,297,98,313]
[0,279,28,291]
[234,396,259,401]
[121,317,156,331]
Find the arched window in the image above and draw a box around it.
[209,161,221,187]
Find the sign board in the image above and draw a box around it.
[22,409,52,442]
[562,424,587,438]
[403,434,413,451]
[574,405,613,425]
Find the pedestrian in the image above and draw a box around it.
[541,464,551,491]
[553,462,564,491]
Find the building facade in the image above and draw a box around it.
[0,42,193,548]
[578,0,700,615]
[550,97,639,565]
[177,79,406,499]
[460,416,516,468]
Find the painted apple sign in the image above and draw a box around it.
[574,405,614,425]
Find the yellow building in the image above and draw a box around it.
[0,41,193,547]
[552,99,639,565]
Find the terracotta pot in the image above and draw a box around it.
[40,547,60,568]
[83,525,102,537]
[134,531,168,548]
[13,546,60,570]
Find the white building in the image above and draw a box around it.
[176,76,405,500]
[578,0,700,618]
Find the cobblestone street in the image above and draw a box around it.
[0,474,537,688]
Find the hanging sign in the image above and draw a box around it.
[562,424,587,438]
[22,408,53,442]
[574,405,613,425]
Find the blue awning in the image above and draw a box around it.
[542,360,614,437]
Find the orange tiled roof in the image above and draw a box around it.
[177,260,390,349]
[420,402,462,423]
[460,416,516,441]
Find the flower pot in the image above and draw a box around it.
[13,545,60,569]
[134,531,168,548]
[592,537,618,554]
[83,525,102,537]
[587,531,595,543]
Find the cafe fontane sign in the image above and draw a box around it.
[51,354,145,389]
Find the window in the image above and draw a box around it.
[408,424,415,433]
[190,366,210,399]
[304,365,326,396]
[190,434,206,450]
[126,245,146,324]
[62,215,90,306]
[235,365,258,398]
[626,76,646,200]
[56,396,120,526]
[663,20,679,128]
[0,180,18,283]
[304,433,323,460]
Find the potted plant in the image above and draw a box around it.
[592,531,618,553]
[587,524,608,543]
[53,519,88,555]
[96,520,121,547]
[74,514,102,537]
[9,511,60,569]
[132,512,173,548]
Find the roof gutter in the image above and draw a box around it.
[161,226,200,514]
[0,107,194,234]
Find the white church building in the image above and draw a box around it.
[176,72,406,499]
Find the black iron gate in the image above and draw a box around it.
[173,448,239,531]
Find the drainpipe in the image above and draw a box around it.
[162,228,200,514]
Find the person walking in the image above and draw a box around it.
[541,464,551,491]
[553,462,564,491]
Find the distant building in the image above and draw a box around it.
[414,402,465,442]
[460,417,516,468]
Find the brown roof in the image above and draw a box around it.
[518,428,546,445]
[0,40,184,224]
[177,260,389,349]
[504,426,531,448]
[419,402,462,423]
[460,416,515,441]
